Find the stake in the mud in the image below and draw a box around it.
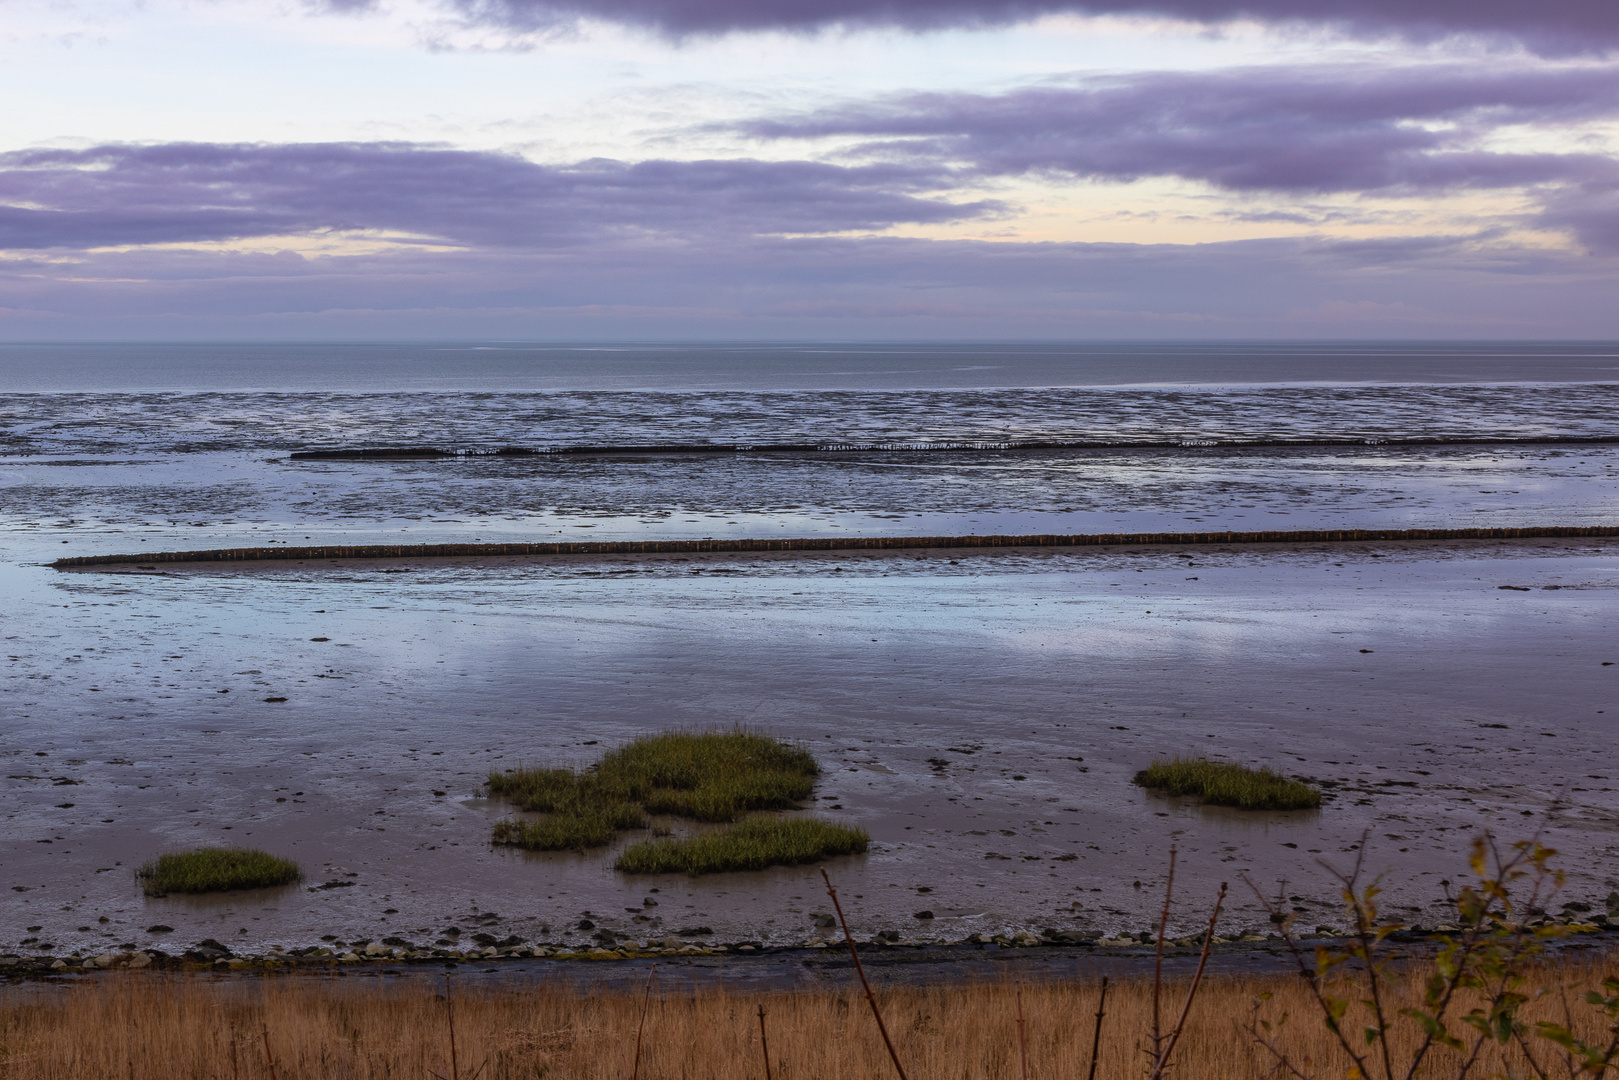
[630,963,658,1080]
[1085,977,1110,1080]
[757,1004,774,1080]
[820,868,911,1080]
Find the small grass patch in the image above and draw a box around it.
[489,731,818,822]
[136,847,302,896]
[488,730,826,856]
[1133,757,1322,810]
[614,818,869,875]
[490,803,648,851]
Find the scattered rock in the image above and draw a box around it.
[146,925,173,934]
[913,910,935,920]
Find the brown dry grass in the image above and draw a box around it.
[0,954,1614,1079]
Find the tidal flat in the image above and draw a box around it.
[3,538,1616,959]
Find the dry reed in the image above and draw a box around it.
[1,954,1614,1079]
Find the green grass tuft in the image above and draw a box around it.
[135,847,302,896]
[613,818,869,875]
[1133,757,1322,811]
[488,731,821,853]
[488,731,818,822]
[491,803,648,851]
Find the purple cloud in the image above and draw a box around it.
[736,65,1619,195]
[450,0,1619,50]
[4,231,1617,339]
[0,143,999,251]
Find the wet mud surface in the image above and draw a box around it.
[4,539,1617,958]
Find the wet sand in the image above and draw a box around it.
[3,538,1617,958]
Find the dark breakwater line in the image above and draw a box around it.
[51,526,1619,569]
[288,434,1619,460]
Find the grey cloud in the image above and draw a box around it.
[736,65,1619,194]
[3,231,1617,339]
[0,142,1000,252]
[733,64,1619,249]
[447,0,1619,51]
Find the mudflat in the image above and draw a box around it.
[4,538,1615,957]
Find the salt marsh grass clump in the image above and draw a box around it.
[615,818,868,875]
[490,804,648,851]
[136,847,302,896]
[1133,757,1321,810]
[488,731,823,856]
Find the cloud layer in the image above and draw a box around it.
[4,57,1617,337]
[8,62,1618,254]
[739,64,1619,191]
[5,231,1617,339]
[735,63,1619,249]
[0,143,995,251]
[450,0,1619,49]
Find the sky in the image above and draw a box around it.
[1,0,1617,338]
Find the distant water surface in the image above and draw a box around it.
[2,340,1618,392]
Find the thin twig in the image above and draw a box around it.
[1085,977,1109,1080]
[1149,882,1228,1080]
[1243,874,1374,1080]
[1243,998,1314,1080]
[1153,849,1178,1063]
[758,1004,774,1080]
[1016,984,1029,1080]
[446,973,461,1080]
[630,963,658,1080]
[822,868,910,1080]
[260,1025,279,1080]
[229,1024,240,1080]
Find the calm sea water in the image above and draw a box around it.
[3,341,1619,546]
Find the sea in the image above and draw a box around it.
[2,341,1617,961]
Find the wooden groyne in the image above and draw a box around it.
[50,525,1619,569]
